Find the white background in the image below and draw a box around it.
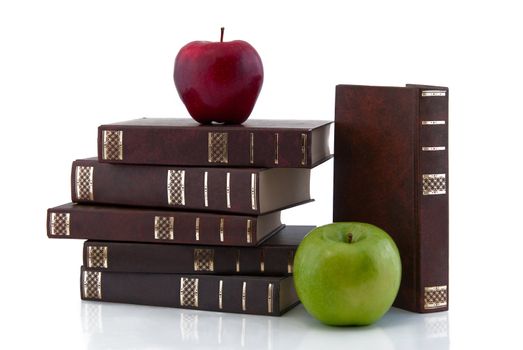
[1,0,522,349]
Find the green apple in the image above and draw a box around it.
[293,222,401,326]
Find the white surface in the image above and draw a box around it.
[1,0,522,349]
[77,302,450,349]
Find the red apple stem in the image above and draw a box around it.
[347,233,353,244]
[220,27,224,42]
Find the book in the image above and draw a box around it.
[97,118,332,168]
[72,158,312,214]
[333,84,449,313]
[83,225,314,275]
[80,267,299,316]
[47,203,282,246]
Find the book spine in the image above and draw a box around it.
[97,127,314,168]
[416,88,449,312]
[71,160,261,214]
[83,241,296,276]
[80,267,288,316]
[47,206,270,246]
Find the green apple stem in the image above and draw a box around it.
[220,27,224,42]
[347,233,353,244]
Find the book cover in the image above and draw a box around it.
[80,267,299,316]
[83,225,314,275]
[97,118,332,168]
[333,84,449,313]
[48,203,282,246]
[72,158,312,214]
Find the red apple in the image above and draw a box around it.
[174,28,264,124]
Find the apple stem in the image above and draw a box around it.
[220,27,224,42]
[347,233,353,244]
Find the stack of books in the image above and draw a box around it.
[47,118,332,316]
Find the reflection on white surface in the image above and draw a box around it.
[81,301,449,350]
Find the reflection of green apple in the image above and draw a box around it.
[293,222,401,326]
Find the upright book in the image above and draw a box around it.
[72,158,311,214]
[333,84,449,313]
[97,118,332,168]
[47,203,282,246]
[80,267,299,316]
[83,225,314,275]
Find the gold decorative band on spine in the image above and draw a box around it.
[226,172,231,209]
[246,220,253,244]
[422,146,446,151]
[82,270,102,300]
[274,133,279,165]
[267,283,274,313]
[180,277,199,307]
[167,170,185,206]
[301,133,308,166]
[102,130,123,161]
[208,132,228,164]
[242,281,247,311]
[219,218,225,242]
[236,250,240,272]
[287,250,294,274]
[194,248,214,272]
[422,174,447,195]
[204,171,209,207]
[207,132,212,162]
[260,250,265,272]
[195,217,200,241]
[154,216,174,240]
[421,90,446,97]
[49,212,71,236]
[424,285,448,309]
[87,246,108,269]
[75,166,94,201]
[218,280,223,309]
[249,132,254,164]
[251,173,257,210]
[421,120,446,125]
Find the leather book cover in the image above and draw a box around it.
[80,267,300,316]
[72,158,312,214]
[333,84,448,313]
[97,118,332,168]
[47,203,282,246]
[83,225,315,275]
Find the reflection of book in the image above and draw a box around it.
[424,314,449,339]
[98,118,333,168]
[83,225,313,275]
[80,267,299,316]
[378,308,449,349]
[81,302,288,349]
[47,203,282,246]
[334,84,449,313]
[72,158,312,214]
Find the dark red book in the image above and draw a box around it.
[97,118,332,168]
[80,267,299,316]
[47,203,282,246]
[83,225,314,275]
[334,84,449,313]
[72,158,311,214]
